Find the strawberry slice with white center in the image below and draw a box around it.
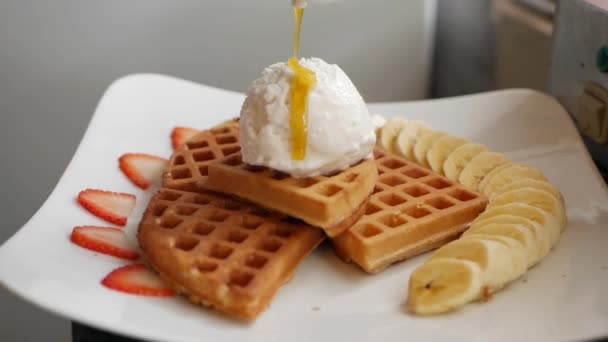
[171,126,199,149]
[119,153,168,190]
[102,264,175,297]
[70,226,139,260]
[77,189,136,226]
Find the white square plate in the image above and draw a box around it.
[1,74,607,342]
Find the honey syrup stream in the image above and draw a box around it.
[289,7,316,161]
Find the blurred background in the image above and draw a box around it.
[0,0,560,340]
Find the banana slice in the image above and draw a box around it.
[458,152,510,191]
[443,143,488,182]
[463,223,537,267]
[407,258,483,315]
[492,188,567,230]
[394,120,431,160]
[460,234,528,275]
[429,238,521,291]
[475,202,561,248]
[478,203,550,226]
[479,164,547,197]
[490,178,565,207]
[476,163,512,193]
[413,130,447,168]
[469,214,550,265]
[378,118,407,152]
[426,135,468,174]
[371,114,387,136]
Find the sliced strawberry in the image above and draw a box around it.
[77,189,135,226]
[70,226,140,260]
[119,153,168,190]
[171,126,199,149]
[101,264,175,297]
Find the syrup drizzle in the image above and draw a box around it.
[288,6,316,160]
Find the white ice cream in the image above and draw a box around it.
[239,57,376,178]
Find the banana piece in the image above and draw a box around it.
[479,164,547,197]
[460,234,528,276]
[458,152,510,191]
[443,143,488,182]
[413,130,447,168]
[371,114,387,136]
[426,135,468,174]
[476,163,512,193]
[404,127,569,315]
[475,202,561,248]
[407,258,483,315]
[378,118,407,152]
[463,223,537,267]
[429,238,522,291]
[492,187,567,230]
[490,178,565,207]
[478,202,550,226]
[469,214,550,265]
[394,120,431,160]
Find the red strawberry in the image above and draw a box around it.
[171,126,199,149]
[119,153,168,190]
[101,264,175,297]
[70,226,140,260]
[77,189,136,226]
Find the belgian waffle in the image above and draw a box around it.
[137,188,325,320]
[204,152,378,237]
[163,119,240,192]
[331,148,488,273]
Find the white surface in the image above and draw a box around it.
[240,57,375,177]
[1,74,607,342]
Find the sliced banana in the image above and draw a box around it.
[463,223,537,267]
[404,125,569,315]
[476,163,513,193]
[429,238,521,291]
[479,164,547,197]
[492,187,567,230]
[407,258,483,315]
[394,120,431,160]
[460,234,528,276]
[458,152,510,191]
[443,143,488,182]
[371,114,387,136]
[378,118,407,151]
[475,202,561,248]
[469,214,550,265]
[426,135,468,174]
[490,178,565,207]
[460,233,528,292]
[413,130,447,168]
[478,202,549,226]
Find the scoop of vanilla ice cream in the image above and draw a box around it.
[239,57,376,178]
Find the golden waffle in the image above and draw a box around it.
[332,148,488,273]
[138,188,325,320]
[204,152,378,237]
[163,118,240,192]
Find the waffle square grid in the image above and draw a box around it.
[137,188,325,320]
[331,149,488,273]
